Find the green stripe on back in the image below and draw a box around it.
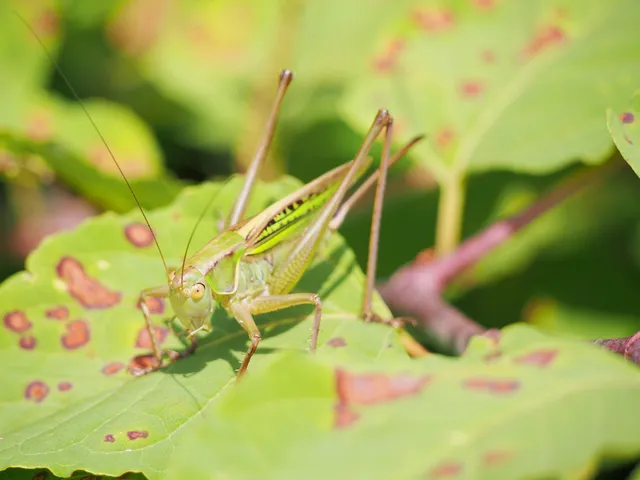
[247,185,337,255]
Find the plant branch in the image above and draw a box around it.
[594,332,640,366]
[435,171,466,254]
[380,160,620,352]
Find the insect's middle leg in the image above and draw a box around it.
[229,293,322,377]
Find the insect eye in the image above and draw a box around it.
[191,283,206,301]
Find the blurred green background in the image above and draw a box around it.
[2,0,640,347]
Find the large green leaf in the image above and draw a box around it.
[1,127,183,213]
[0,0,60,129]
[341,0,640,178]
[0,177,402,478]
[164,325,640,480]
[104,0,416,150]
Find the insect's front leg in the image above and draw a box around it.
[131,285,172,376]
[229,292,322,378]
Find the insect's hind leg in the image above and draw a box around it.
[332,122,418,329]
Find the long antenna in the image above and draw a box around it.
[15,11,170,278]
[179,175,235,284]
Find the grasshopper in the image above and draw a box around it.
[24,13,422,376]
[133,71,422,377]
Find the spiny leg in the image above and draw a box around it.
[133,285,170,375]
[226,70,294,228]
[361,119,392,322]
[230,292,322,378]
[330,126,421,328]
[329,134,424,232]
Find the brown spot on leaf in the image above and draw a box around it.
[57,382,73,392]
[127,430,149,440]
[460,80,485,98]
[334,404,360,429]
[411,7,454,32]
[435,128,455,150]
[483,351,502,363]
[102,362,126,376]
[25,381,49,403]
[463,378,520,394]
[372,39,405,73]
[31,471,49,480]
[333,370,431,429]
[104,434,116,443]
[20,336,37,350]
[135,326,169,349]
[56,257,121,308]
[124,222,155,248]
[483,450,512,466]
[137,296,165,314]
[26,109,54,142]
[45,305,69,320]
[129,354,158,374]
[429,462,462,478]
[522,25,566,58]
[35,8,59,38]
[327,337,347,348]
[4,310,32,333]
[625,135,634,145]
[473,0,495,10]
[336,369,431,405]
[481,49,496,63]
[61,320,90,349]
[620,112,635,124]
[514,349,558,367]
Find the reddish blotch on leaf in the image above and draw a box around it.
[45,305,69,320]
[61,319,91,350]
[327,337,347,348]
[620,112,635,124]
[104,434,116,443]
[124,222,155,248]
[127,430,149,440]
[19,336,37,350]
[102,362,126,376]
[25,381,49,403]
[463,378,520,394]
[137,296,165,314]
[429,461,463,479]
[57,382,73,392]
[4,310,32,333]
[56,257,121,309]
[334,369,431,428]
[411,7,454,32]
[522,25,566,58]
[135,326,169,349]
[483,450,513,466]
[514,349,558,367]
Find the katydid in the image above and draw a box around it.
[136,71,421,377]
[22,11,422,376]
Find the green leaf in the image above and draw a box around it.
[0,177,402,478]
[608,90,640,178]
[524,298,640,340]
[163,325,640,480]
[105,0,416,150]
[0,0,61,130]
[341,0,640,178]
[0,96,183,212]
